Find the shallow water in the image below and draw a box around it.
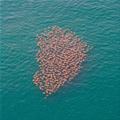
[1,0,120,120]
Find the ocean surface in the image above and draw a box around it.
[1,0,120,120]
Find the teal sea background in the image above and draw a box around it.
[1,0,120,120]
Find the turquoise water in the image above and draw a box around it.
[1,0,120,120]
